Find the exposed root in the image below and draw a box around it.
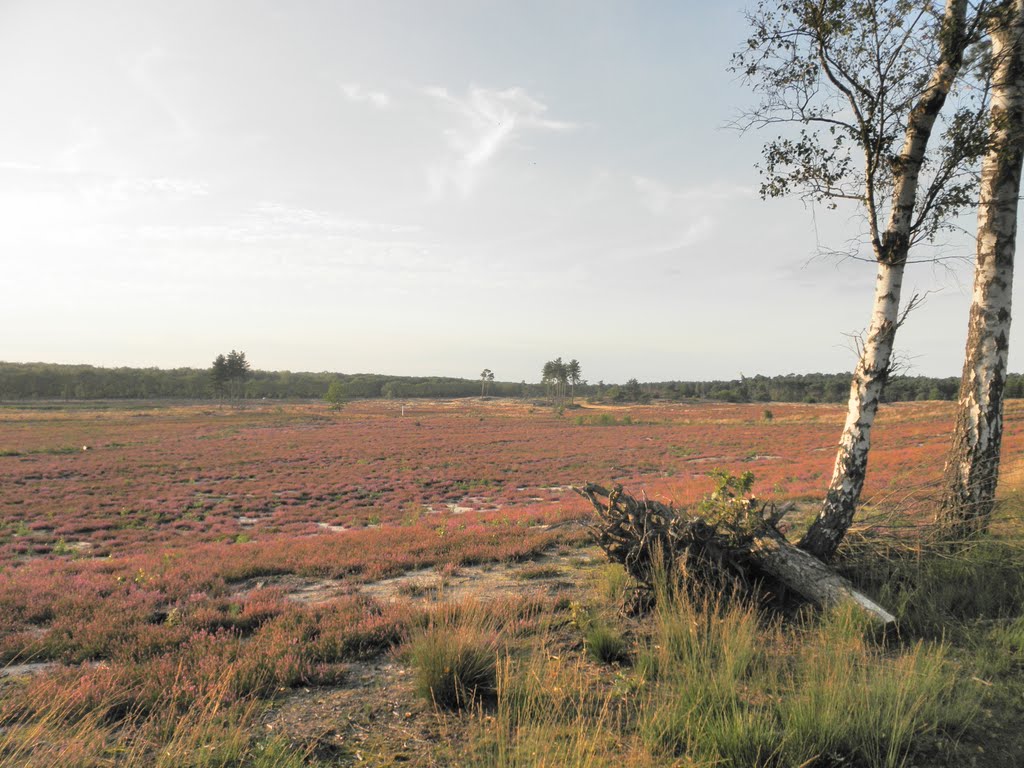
[575,482,789,601]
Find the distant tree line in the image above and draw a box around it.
[5,361,1024,404]
[592,373,969,405]
[0,362,523,401]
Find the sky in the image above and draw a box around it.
[0,0,1011,383]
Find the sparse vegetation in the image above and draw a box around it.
[575,413,633,426]
[515,564,561,580]
[1,399,1023,765]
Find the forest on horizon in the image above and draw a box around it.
[2,359,1020,404]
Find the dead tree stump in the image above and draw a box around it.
[575,483,894,627]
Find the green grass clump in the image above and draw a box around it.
[638,592,776,763]
[598,563,630,604]
[584,623,629,665]
[409,611,497,710]
[856,537,1024,640]
[0,661,315,768]
[779,607,974,767]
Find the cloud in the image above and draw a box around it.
[255,202,371,232]
[632,176,753,215]
[136,201,422,247]
[649,217,715,254]
[424,85,575,198]
[130,47,197,144]
[0,160,47,173]
[0,158,210,201]
[110,177,210,199]
[54,120,103,174]
[130,202,436,284]
[339,82,391,108]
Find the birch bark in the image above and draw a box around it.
[799,0,971,560]
[940,0,1024,535]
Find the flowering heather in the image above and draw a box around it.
[0,398,1017,659]
[0,398,1021,765]
[7,400,1019,557]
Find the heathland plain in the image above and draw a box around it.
[2,398,1024,766]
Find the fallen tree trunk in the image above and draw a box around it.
[748,526,895,625]
[575,483,894,628]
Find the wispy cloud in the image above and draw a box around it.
[424,85,575,198]
[632,176,753,215]
[131,201,434,281]
[339,82,391,108]
[137,201,422,245]
[255,202,372,232]
[54,120,103,174]
[0,157,209,198]
[130,47,197,144]
[0,160,47,173]
[648,217,715,254]
[110,177,209,199]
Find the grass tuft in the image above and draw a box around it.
[584,623,630,665]
[409,606,498,710]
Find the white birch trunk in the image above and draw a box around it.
[799,262,904,559]
[800,0,970,560]
[940,0,1024,535]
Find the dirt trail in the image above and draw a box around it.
[359,548,600,604]
[260,547,608,765]
[233,546,604,606]
[262,659,436,764]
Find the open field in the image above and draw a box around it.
[2,398,1024,766]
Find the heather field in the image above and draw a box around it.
[3,398,1024,766]
[9,397,1024,562]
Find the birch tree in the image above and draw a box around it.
[735,0,987,560]
[940,0,1024,535]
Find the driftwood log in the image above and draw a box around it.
[575,483,895,627]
